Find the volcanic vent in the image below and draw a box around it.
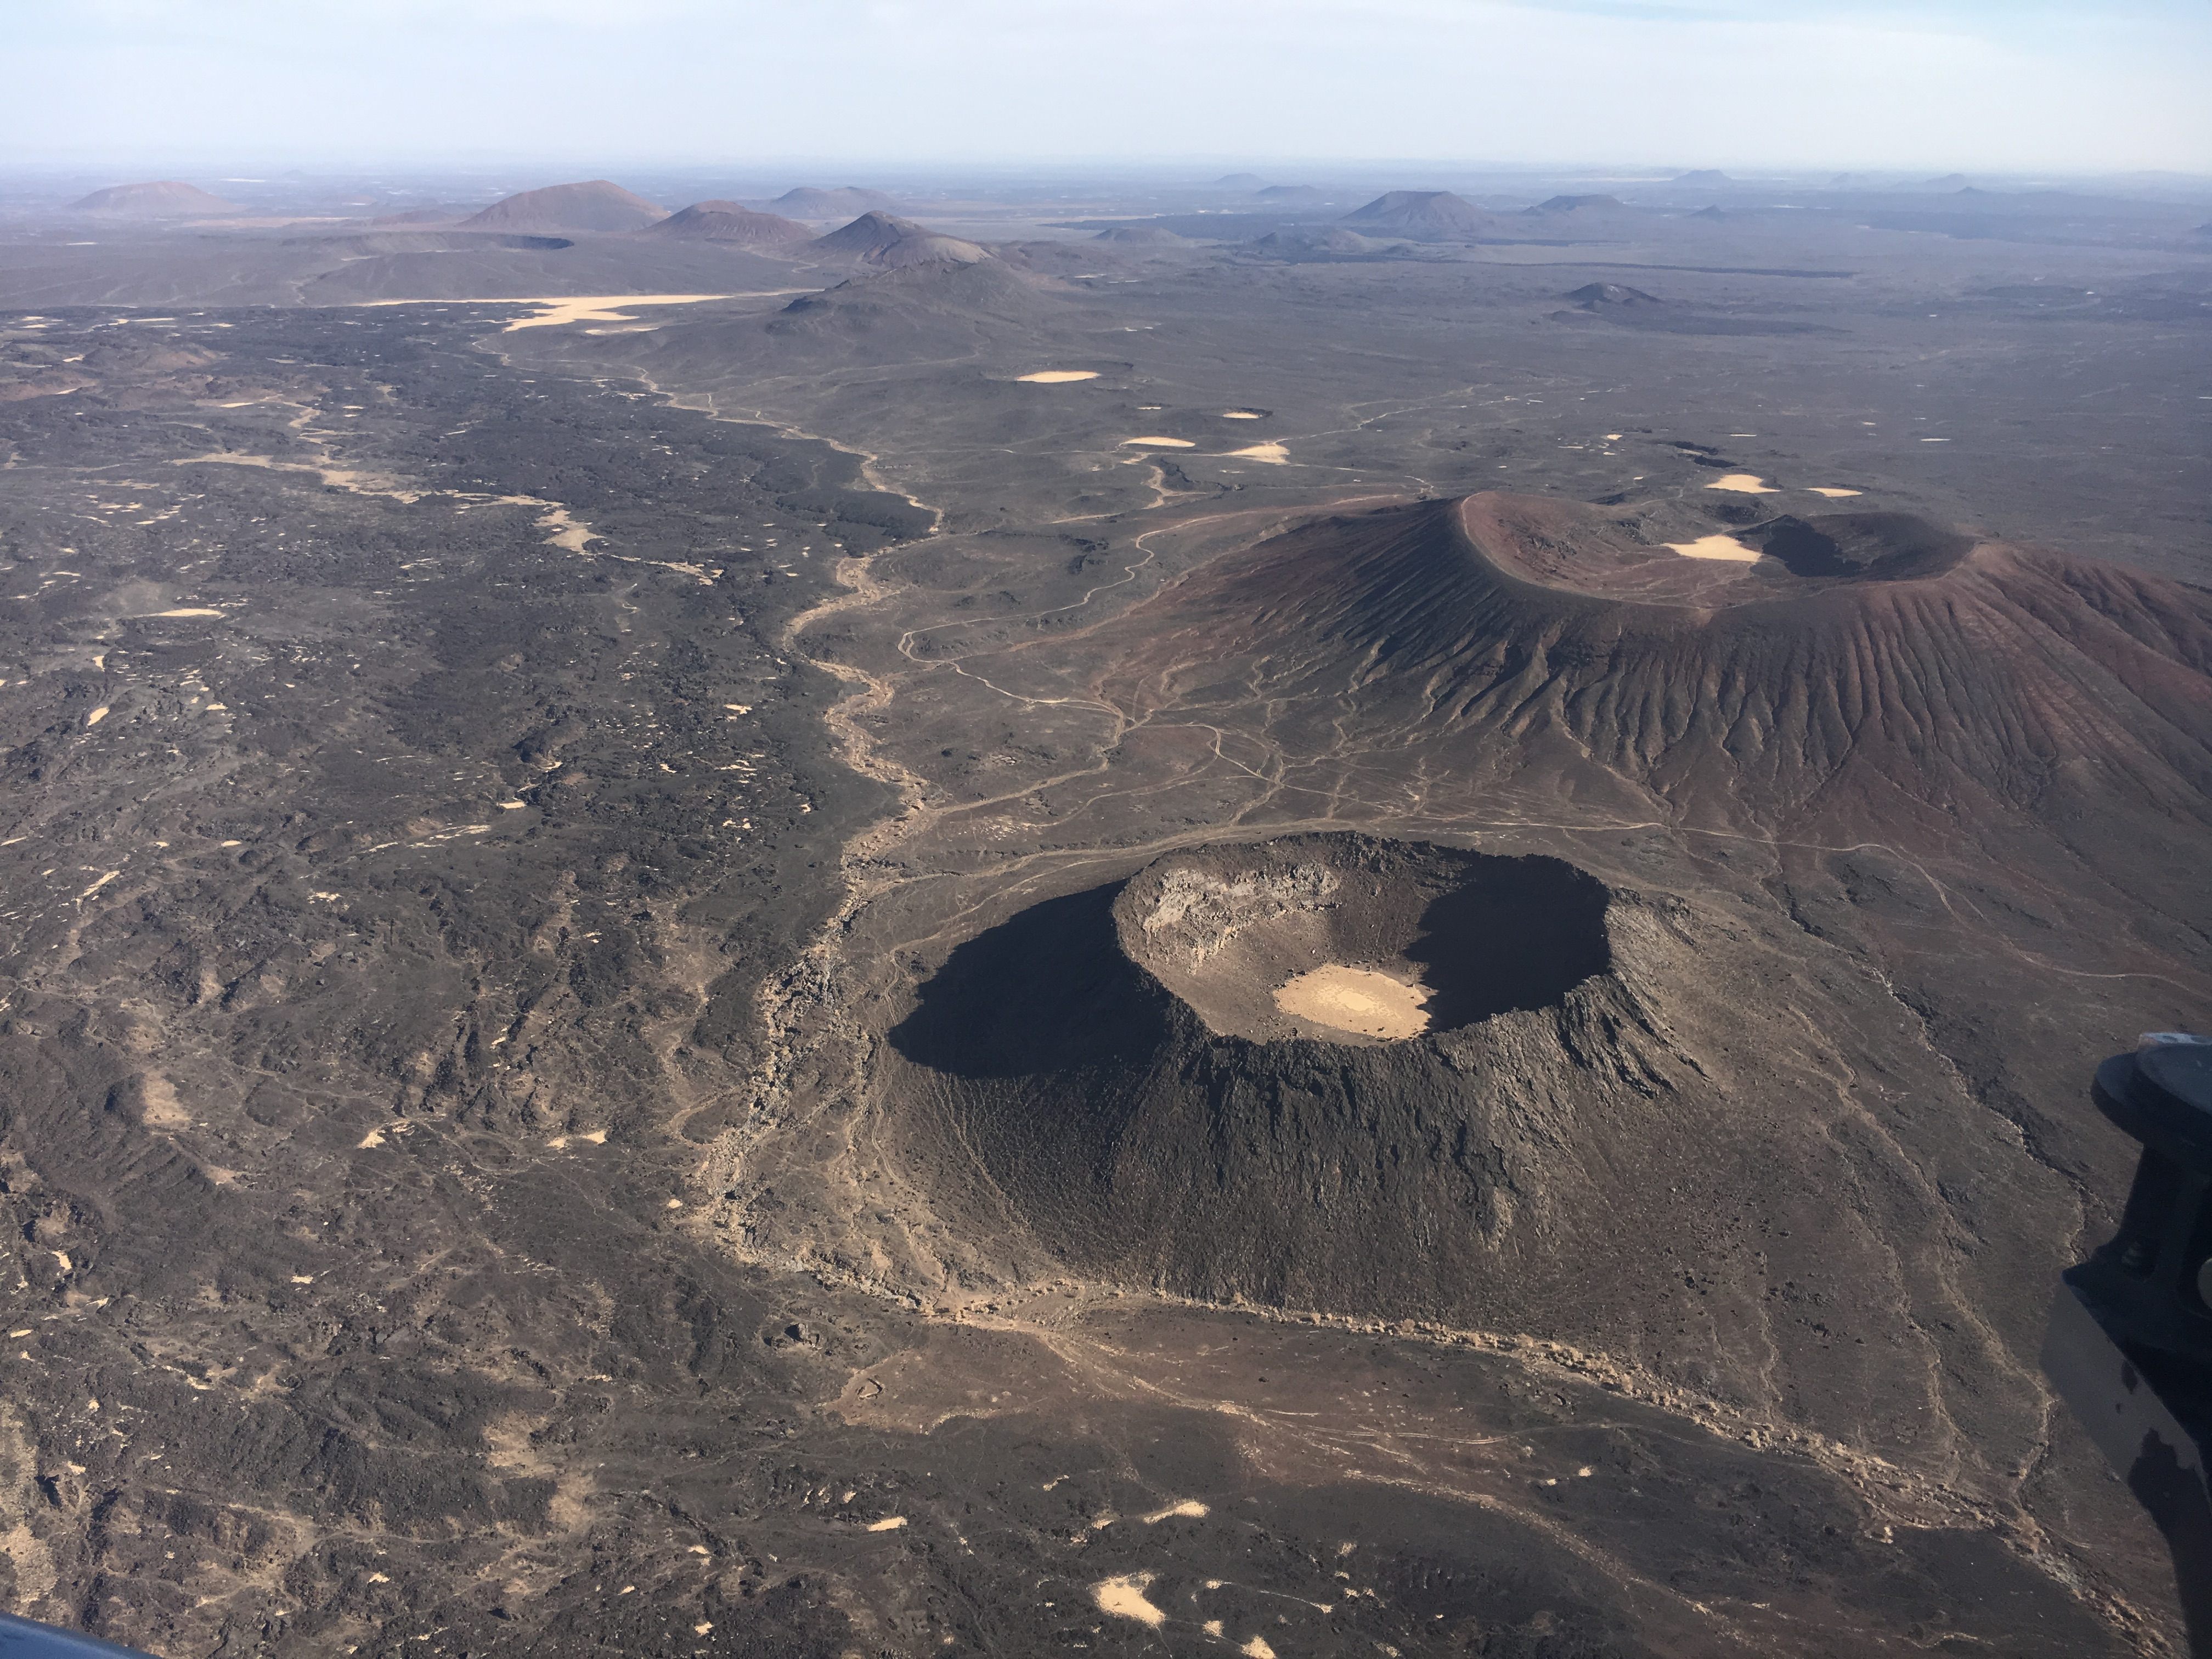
[884,835,1705,1329]
[1118,838,1609,1045]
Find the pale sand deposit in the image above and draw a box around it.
[1274,966,1432,1039]
[501,295,731,331]
[150,607,224,618]
[357,295,769,331]
[1016,370,1099,383]
[1092,1576,1167,1628]
[1808,486,1863,498]
[1705,474,1778,494]
[1225,443,1289,464]
[1121,435,1196,448]
[1221,409,1265,419]
[1666,534,1762,562]
[1142,1500,1209,1522]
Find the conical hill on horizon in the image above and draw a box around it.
[644,201,812,247]
[461,179,668,233]
[69,180,239,217]
[1339,189,1493,240]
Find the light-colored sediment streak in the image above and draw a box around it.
[1705,473,1778,494]
[1121,435,1196,448]
[1142,1499,1210,1522]
[1015,370,1099,383]
[1809,486,1864,498]
[1666,534,1762,562]
[1225,443,1289,464]
[357,294,762,330]
[501,296,732,331]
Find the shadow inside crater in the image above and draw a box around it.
[890,843,1616,1075]
[1404,862,1612,1030]
[888,882,1161,1080]
[1752,512,1975,582]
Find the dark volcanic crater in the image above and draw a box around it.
[888,834,1689,1323]
[1117,837,1610,1044]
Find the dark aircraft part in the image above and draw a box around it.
[0,1615,156,1659]
[2045,1033,2212,1656]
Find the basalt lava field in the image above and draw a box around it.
[0,166,2208,1658]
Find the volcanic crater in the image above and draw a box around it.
[1118,837,1610,1045]
[885,834,1672,1318]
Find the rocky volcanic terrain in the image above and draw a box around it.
[1,169,2209,1657]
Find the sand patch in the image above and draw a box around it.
[865,1516,908,1532]
[358,295,739,331]
[503,295,733,331]
[1016,370,1098,383]
[84,706,110,726]
[139,1074,190,1130]
[174,452,422,502]
[1092,1575,1166,1628]
[1221,409,1265,419]
[1705,474,1778,494]
[1273,966,1431,1040]
[149,607,224,618]
[1121,436,1195,448]
[1808,486,1863,498]
[1142,1499,1209,1522]
[1666,534,1761,562]
[1225,443,1288,464]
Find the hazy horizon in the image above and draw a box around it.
[10,0,2211,176]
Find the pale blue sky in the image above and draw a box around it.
[7,0,2208,172]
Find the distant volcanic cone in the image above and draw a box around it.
[461,180,667,233]
[809,211,990,269]
[69,180,238,217]
[1565,281,1661,307]
[1339,189,1493,240]
[644,200,812,247]
[1528,193,1629,214]
[771,185,900,218]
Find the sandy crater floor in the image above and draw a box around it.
[1273,964,1434,1038]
